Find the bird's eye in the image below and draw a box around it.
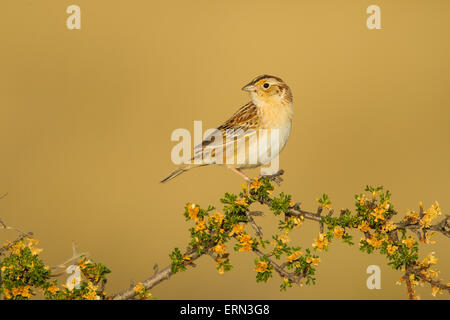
[263,83,270,89]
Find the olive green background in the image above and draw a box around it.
[0,0,449,299]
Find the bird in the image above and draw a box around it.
[160,74,293,183]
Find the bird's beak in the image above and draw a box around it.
[242,83,256,92]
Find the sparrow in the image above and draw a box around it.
[161,74,293,183]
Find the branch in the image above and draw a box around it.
[112,249,201,300]
[258,171,449,240]
[2,171,448,300]
[112,169,449,299]
[0,218,34,255]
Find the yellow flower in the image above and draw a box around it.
[228,224,245,236]
[2,241,11,248]
[134,282,145,294]
[356,194,368,206]
[294,220,303,229]
[254,261,269,273]
[420,216,433,228]
[188,203,200,221]
[333,226,344,239]
[371,206,386,222]
[239,234,252,242]
[287,250,303,263]
[9,241,25,256]
[312,233,329,251]
[358,221,370,233]
[249,178,262,192]
[306,257,320,266]
[366,236,383,249]
[403,210,420,224]
[183,254,192,263]
[371,190,378,200]
[47,285,60,295]
[11,286,32,299]
[426,269,439,279]
[11,287,20,297]
[278,234,290,244]
[420,231,436,245]
[238,234,253,252]
[286,216,303,231]
[77,258,89,270]
[239,243,253,252]
[22,286,32,298]
[30,247,43,255]
[3,288,12,299]
[386,244,398,255]
[420,202,441,228]
[235,197,249,206]
[402,237,415,248]
[422,252,438,266]
[209,212,224,225]
[316,198,331,209]
[217,265,225,275]
[25,238,39,247]
[381,221,397,233]
[214,243,226,254]
[431,286,440,297]
[83,282,100,300]
[194,220,207,233]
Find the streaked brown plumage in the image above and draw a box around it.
[161,75,293,183]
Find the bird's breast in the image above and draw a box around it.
[258,102,293,130]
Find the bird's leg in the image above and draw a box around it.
[229,168,252,196]
[230,167,252,182]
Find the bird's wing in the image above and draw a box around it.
[192,102,260,162]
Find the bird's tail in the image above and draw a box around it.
[160,167,187,183]
[160,164,203,183]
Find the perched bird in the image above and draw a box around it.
[161,74,293,183]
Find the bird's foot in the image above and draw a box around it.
[259,169,285,186]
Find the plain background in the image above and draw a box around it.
[0,0,449,299]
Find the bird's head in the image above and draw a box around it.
[242,75,292,106]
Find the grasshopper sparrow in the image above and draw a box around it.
[161,75,293,183]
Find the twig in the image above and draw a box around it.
[49,242,89,277]
[112,249,201,300]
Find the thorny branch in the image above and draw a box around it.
[111,170,449,300]
[1,171,448,300]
